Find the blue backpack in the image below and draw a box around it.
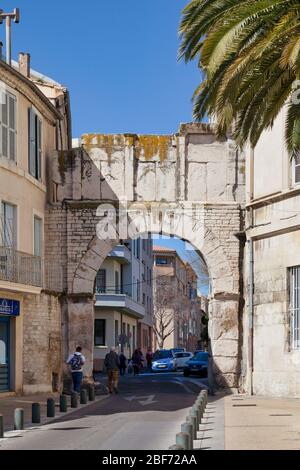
[69,354,83,371]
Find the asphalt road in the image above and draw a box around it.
[0,373,207,450]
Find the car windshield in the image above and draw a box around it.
[194,352,209,362]
[153,350,173,360]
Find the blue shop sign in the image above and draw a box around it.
[0,298,20,316]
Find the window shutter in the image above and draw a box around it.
[37,117,42,180]
[9,95,16,161]
[28,108,36,177]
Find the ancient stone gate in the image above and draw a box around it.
[46,123,245,390]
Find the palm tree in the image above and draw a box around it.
[179,0,300,155]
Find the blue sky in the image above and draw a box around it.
[1,0,200,137]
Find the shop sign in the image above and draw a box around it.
[0,298,20,316]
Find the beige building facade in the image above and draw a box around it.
[153,246,204,352]
[242,108,300,397]
[0,56,70,395]
[93,237,153,371]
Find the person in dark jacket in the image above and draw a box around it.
[132,349,143,376]
[119,352,127,376]
[104,347,120,394]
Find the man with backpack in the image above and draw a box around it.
[67,346,86,393]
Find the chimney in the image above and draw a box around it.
[19,52,30,78]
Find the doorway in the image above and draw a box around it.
[0,317,10,392]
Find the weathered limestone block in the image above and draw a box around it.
[67,296,95,377]
[213,339,239,358]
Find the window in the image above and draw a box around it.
[127,324,130,347]
[137,239,140,259]
[95,269,106,293]
[1,202,17,247]
[94,319,106,347]
[293,153,300,185]
[115,271,119,293]
[143,293,146,305]
[137,280,140,302]
[156,256,171,266]
[290,266,300,349]
[28,108,42,180]
[115,320,119,347]
[133,325,136,351]
[34,216,42,257]
[0,90,16,161]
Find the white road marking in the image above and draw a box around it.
[124,395,158,406]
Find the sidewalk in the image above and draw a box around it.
[0,392,108,433]
[198,393,300,450]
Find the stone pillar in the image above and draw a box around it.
[209,297,240,390]
[67,295,95,379]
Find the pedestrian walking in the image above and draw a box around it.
[119,352,127,376]
[104,347,120,394]
[132,349,143,376]
[146,349,153,371]
[67,346,86,393]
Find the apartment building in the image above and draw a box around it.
[0,54,70,395]
[93,236,153,370]
[153,246,203,352]
[242,107,300,397]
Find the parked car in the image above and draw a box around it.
[183,351,209,377]
[173,352,194,370]
[170,347,186,354]
[152,350,176,372]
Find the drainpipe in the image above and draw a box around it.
[248,146,255,395]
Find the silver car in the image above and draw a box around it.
[151,350,176,372]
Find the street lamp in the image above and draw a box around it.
[0,8,20,66]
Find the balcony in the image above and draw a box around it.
[0,247,63,291]
[0,247,43,287]
[95,289,145,319]
[107,245,131,264]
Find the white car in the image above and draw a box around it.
[173,352,194,370]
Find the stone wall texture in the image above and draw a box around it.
[22,292,62,394]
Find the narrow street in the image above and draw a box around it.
[0,374,207,451]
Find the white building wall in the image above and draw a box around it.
[245,107,300,397]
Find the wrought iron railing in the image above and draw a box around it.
[0,246,42,287]
[0,246,63,291]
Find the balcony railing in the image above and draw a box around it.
[95,288,145,319]
[0,247,43,287]
[0,247,63,291]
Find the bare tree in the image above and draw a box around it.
[153,276,188,349]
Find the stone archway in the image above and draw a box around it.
[45,123,245,390]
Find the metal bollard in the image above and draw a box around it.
[32,403,41,424]
[71,392,78,408]
[14,408,24,430]
[88,385,95,402]
[176,432,190,450]
[80,389,88,405]
[0,415,3,438]
[181,422,193,450]
[47,398,55,418]
[169,444,184,450]
[60,395,68,413]
[187,415,197,440]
